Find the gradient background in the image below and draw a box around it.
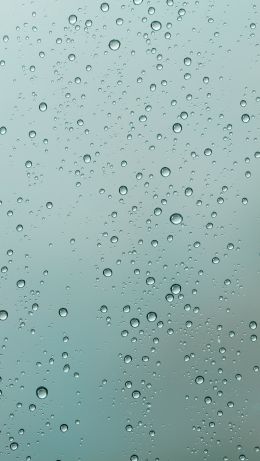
[0,1,259,460]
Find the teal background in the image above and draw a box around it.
[0,1,259,460]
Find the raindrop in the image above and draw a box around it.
[103,268,112,277]
[151,21,162,31]
[68,14,77,25]
[100,2,109,12]
[119,185,128,195]
[83,154,91,163]
[160,167,171,177]
[39,102,47,112]
[109,39,121,51]
[241,113,250,123]
[130,318,140,328]
[60,424,68,432]
[249,321,257,330]
[170,213,183,225]
[36,386,48,399]
[172,123,182,133]
[170,284,181,295]
[17,279,25,288]
[0,126,7,135]
[147,312,157,322]
[0,310,8,321]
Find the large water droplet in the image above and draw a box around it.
[170,213,183,225]
[39,102,47,112]
[36,386,48,399]
[195,375,204,384]
[160,167,171,177]
[147,312,157,322]
[17,279,25,288]
[151,21,162,31]
[0,310,8,321]
[172,123,182,133]
[109,39,121,51]
[103,268,112,277]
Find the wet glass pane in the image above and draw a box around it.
[0,1,259,460]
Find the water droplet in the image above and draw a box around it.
[109,39,121,51]
[39,102,47,112]
[151,21,162,31]
[172,123,182,133]
[249,321,257,330]
[130,318,140,328]
[0,126,7,135]
[103,268,112,277]
[195,375,204,384]
[10,442,18,451]
[130,456,139,461]
[212,256,220,264]
[170,284,181,295]
[17,279,25,288]
[36,386,48,399]
[59,308,68,317]
[147,312,157,322]
[46,201,53,209]
[60,424,68,432]
[185,187,193,196]
[119,185,128,195]
[68,14,77,25]
[132,390,141,399]
[204,148,212,156]
[241,113,250,123]
[170,213,183,225]
[100,2,109,12]
[0,310,8,321]
[146,276,155,285]
[160,167,171,177]
[83,154,91,163]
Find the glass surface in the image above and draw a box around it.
[0,1,259,460]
